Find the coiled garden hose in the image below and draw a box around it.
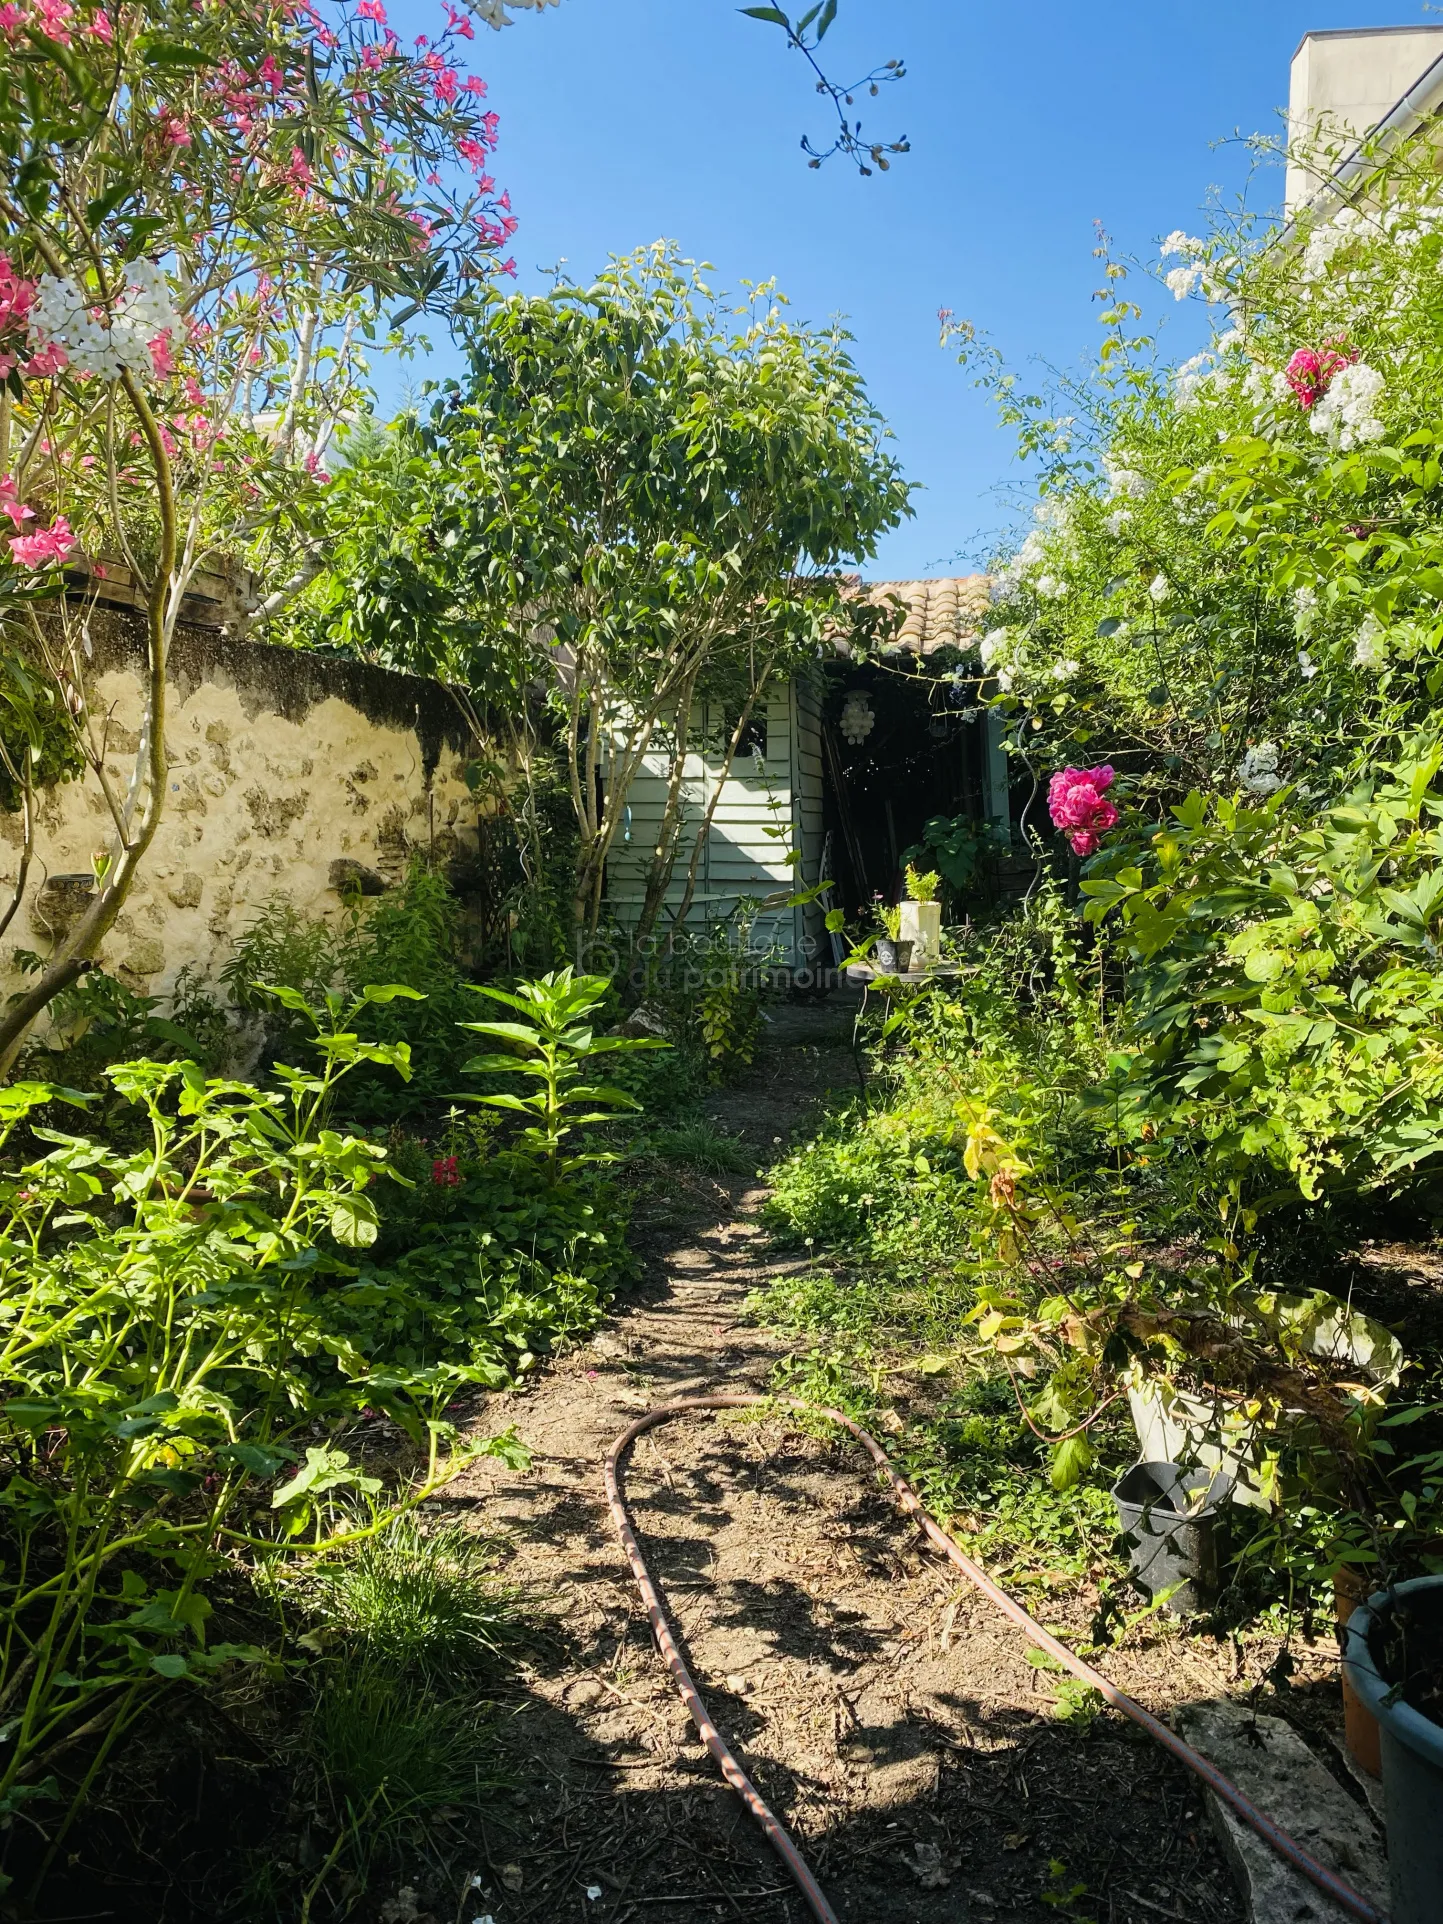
[603,1393,1386,1924]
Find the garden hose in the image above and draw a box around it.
[604,1394,1387,1924]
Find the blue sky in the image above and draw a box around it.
[384,0,1435,578]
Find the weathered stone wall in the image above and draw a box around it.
[4,611,483,1002]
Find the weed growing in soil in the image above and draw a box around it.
[306,1514,515,1671]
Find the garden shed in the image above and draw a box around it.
[602,574,1012,964]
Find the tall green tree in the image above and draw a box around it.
[295,245,912,943]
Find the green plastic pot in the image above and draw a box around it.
[1342,1575,1443,1924]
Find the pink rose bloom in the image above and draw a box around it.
[1285,337,1357,410]
[1048,764,1119,857]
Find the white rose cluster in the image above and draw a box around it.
[1309,362,1386,450]
[1104,456,1152,500]
[1238,742,1282,795]
[1353,613,1385,670]
[30,261,180,381]
[1300,209,1361,286]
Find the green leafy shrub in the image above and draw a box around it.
[0,984,523,1840]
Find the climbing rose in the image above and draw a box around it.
[1048,764,1118,858]
[1285,338,1357,411]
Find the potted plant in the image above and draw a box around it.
[1342,1577,1443,1924]
[900,865,942,969]
[873,904,911,973]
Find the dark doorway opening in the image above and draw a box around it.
[821,661,989,917]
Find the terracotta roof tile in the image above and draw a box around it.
[832,575,991,656]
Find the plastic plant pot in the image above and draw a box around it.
[1343,1575,1443,1924]
[892,940,913,973]
[1111,1461,1232,1615]
[899,899,941,968]
[874,937,898,971]
[1335,1567,1382,1777]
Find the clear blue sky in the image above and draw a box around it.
[384,0,1435,578]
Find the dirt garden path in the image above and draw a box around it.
[439,998,1259,1924]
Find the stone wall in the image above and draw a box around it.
[5,611,484,1003]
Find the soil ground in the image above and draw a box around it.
[436,996,1361,1924]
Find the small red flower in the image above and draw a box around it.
[431,1154,460,1187]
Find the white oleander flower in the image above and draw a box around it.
[1301,209,1360,283]
[31,261,180,381]
[1174,351,1214,408]
[1292,585,1319,635]
[1051,659,1080,681]
[1148,573,1171,604]
[473,0,560,23]
[1103,508,1132,538]
[1034,574,1065,599]
[1297,650,1317,680]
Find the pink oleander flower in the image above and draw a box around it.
[0,4,28,33]
[0,255,37,337]
[89,6,112,39]
[1048,764,1118,858]
[0,475,34,528]
[24,339,67,379]
[10,516,76,568]
[148,332,175,378]
[32,0,73,41]
[1285,337,1357,411]
[160,112,192,147]
[357,0,386,18]
[285,146,314,189]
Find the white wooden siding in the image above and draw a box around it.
[604,690,804,957]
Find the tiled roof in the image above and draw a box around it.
[833,575,992,656]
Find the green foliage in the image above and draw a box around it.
[296,1651,502,1901]
[645,1119,753,1175]
[0,989,441,1818]
[0,963,624,1835]
[911,814,1011,896]
[306,1513,515,1673]
[904,864,939,902]
[338,864,479,1118]
[295,245,912,935]
[1081,742,1443,1203]
[21,963,230,1101]
[460,967,666,1171]
[226,866,490,1121]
